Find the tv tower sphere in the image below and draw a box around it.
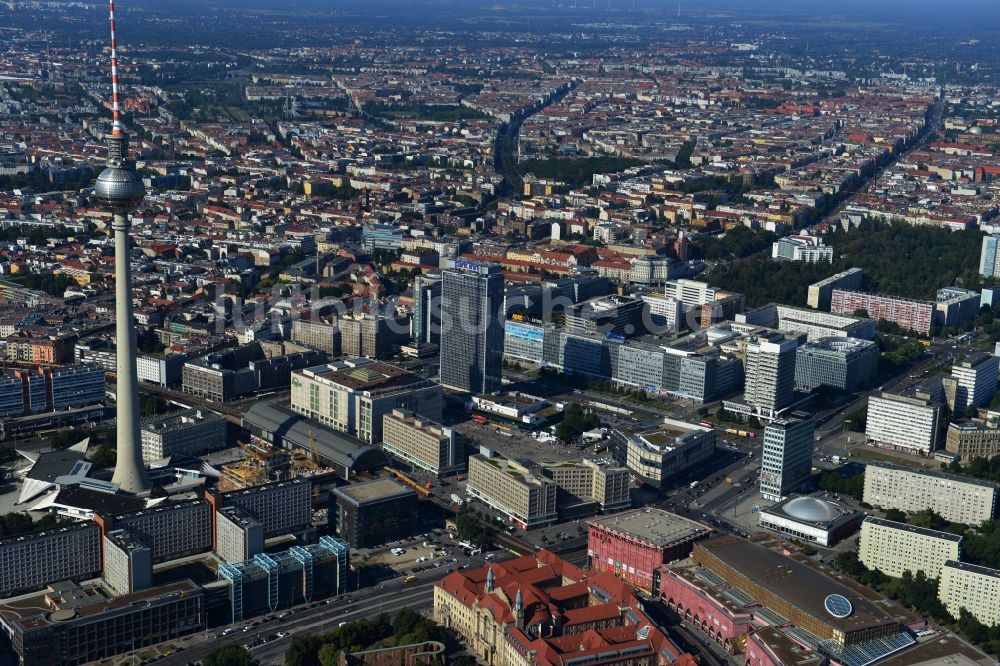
[94,156,145,212]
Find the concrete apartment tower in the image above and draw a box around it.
[94,0,150,493]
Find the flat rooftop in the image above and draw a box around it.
[23,449,86,483]
[307,361,426,392]
[863,516,963,543]
[617,419,708,452]
[877,633,994,666]
[589,508,707,548]
[4,580,200,630]
[695,537,903,636]
[334,478,415,505]
[141,408,223,432]
[752,626,825,666]
[0,521,97,549]
[867,461,1000,490]
[52,486,146,515]
[943,559,1000,579]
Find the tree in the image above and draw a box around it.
[50,429,80,450]
[203,645,258,666]
[883,508,907,522]
[138,329,166,354]
[515,157,645,188]
[317,644,341,666]
[285,635,325,666]
[844,407,867,432]
[455,512,488,548]
[706,221,989,308]
[695,226,777,261]
[89,445,117,469]
[555,403,600,441]
[909,508,948,531]
[817,471,865,499]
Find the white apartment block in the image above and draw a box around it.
[774,304,875,341]
[467,454,557,529]
[214,506,264,564]
[865,392,941,454]
[103,529,152,595]
[736,304,875,341]
[113,501,213,563]
[772,236,834,263]
[382,408,464,477]
[863,463,998,526]
[640,293,683,332]
[140,408,228,462]
[859,517,961,579]
[663,279,717,308]
[290,358,442,444]
[939,560,1000,626]
[541,458,632,513]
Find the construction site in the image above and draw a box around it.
[218,432,333,492]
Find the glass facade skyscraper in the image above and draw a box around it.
[439,261,504,394]
[980,234,1000,278]
[411,273,442,345]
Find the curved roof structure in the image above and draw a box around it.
[242,400,387,477]
[782,496,839,523]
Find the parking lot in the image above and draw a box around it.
[450,418,583,463]
[363,541,447,572]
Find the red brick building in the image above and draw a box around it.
[587,508,709,593]
[433,550,696,666]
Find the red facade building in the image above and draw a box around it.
[658,566,753,655]
[587,508,708,593]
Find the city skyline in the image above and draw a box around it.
[0,0,999,663]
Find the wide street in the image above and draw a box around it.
[157,552,488,666]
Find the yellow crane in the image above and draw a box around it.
[309,430,320,465]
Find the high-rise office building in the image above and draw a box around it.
[411,273,442,345]
[760,412,814,501]
[794,337,878,392]
[866,391,941,454]
[744,336,797,417]
[945,353,998,414]
[439,260,504,394]
[979,234,1000,278]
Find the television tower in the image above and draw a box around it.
[94,0,149,493]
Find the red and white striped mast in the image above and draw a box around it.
[108,0,124,135]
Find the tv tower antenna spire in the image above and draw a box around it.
[108,0,124,135]
[94,0,150,494]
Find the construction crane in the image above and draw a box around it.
[309,430,320,465]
